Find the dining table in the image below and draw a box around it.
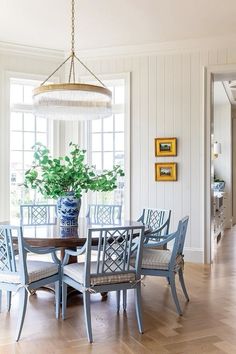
[17,217,145,247]
[1,217,147,261]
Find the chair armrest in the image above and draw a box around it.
[24,242,61,264]
[145,221,169,236]
[143,232,176,248]
[24,244,56,254]
[62,244,86,265]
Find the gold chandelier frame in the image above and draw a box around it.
[33,0,112,120]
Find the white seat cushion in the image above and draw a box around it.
[63,262,136,286]
[0,261,59,284]
[130,249,171,270]
[141,249,171,269]
[131,249,184,271]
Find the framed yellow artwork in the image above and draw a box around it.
[155,162,177,181]
[155,137,177,157]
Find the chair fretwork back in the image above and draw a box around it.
[139,208,171,240]
[0,227,15,272]
[87,204,122,224]
[84,226,144,285]
[20,204,57,226]
[0,226,27,282]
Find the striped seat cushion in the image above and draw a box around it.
[63,262,136,286]
[131,249,184,271]
[137,249,171,270]
[0,261,59,284]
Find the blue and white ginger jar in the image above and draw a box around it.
[57,192,81,226]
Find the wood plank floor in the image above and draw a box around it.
[1,228,236,353]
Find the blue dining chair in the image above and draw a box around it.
[138,208,171,247]
[86,204,122,224]
[122,208,171,311]
[5,203,58,313]
[20,203,57,226]
[61,224,145,343]
[0,225,61,341]
[138,216,189,315]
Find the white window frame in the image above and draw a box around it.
[7,72,56,218]
[81,72,131,218]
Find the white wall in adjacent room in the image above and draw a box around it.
[213,81,232,228]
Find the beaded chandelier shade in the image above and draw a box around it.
[33,0,112,121]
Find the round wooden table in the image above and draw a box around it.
[19,217,144,248]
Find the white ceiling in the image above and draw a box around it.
[0,0,236,51]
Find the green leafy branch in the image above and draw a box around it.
[24,142,124,199]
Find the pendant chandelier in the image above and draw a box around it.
[33,0,112,121]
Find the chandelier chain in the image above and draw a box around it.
[37,0,109,90]
[71,0,75,54]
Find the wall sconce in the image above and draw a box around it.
[213,141,222,158]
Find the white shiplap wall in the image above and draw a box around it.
[76,43,236,262]
[1,39,236,263]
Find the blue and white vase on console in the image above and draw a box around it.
[57,192,81,226]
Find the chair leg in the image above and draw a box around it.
[134,285,143,334]
[7,291,12,312]
[169,274,182,316]
[123,290,127,311]
[178,269,189,301]
[55,280,60,319]
[15,288,28,342]
[62,282,67,320]
[116,290,120,312]
[83,291,93,343]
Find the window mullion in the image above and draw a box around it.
[10,79,51,220]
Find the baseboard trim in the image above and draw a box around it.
[184,248,204,263]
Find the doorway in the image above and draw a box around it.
[204,64,236,263]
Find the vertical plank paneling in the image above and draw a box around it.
[208,50,218,65]
[227,48,236,64]
[148,55,157,208]
[100,57,115,74]
[172,54,183,230]
[130,56,141,219]
[139,57,150,212]
[199,50,209,250]
[163,54,174,217]
[182,53,191,248]
[155,55,165,209]
[217,49,228,64]
[190,52,201,249]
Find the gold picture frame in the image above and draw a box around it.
[155,162,177,181]
[155,137,177,156]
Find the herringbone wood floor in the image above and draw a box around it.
[1,228,236,354]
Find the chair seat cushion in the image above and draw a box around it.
[130,249,171,270]
[63,262,136,287]
[141,249,171,269]
[0,261,59,284]
[131,249,184,271]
